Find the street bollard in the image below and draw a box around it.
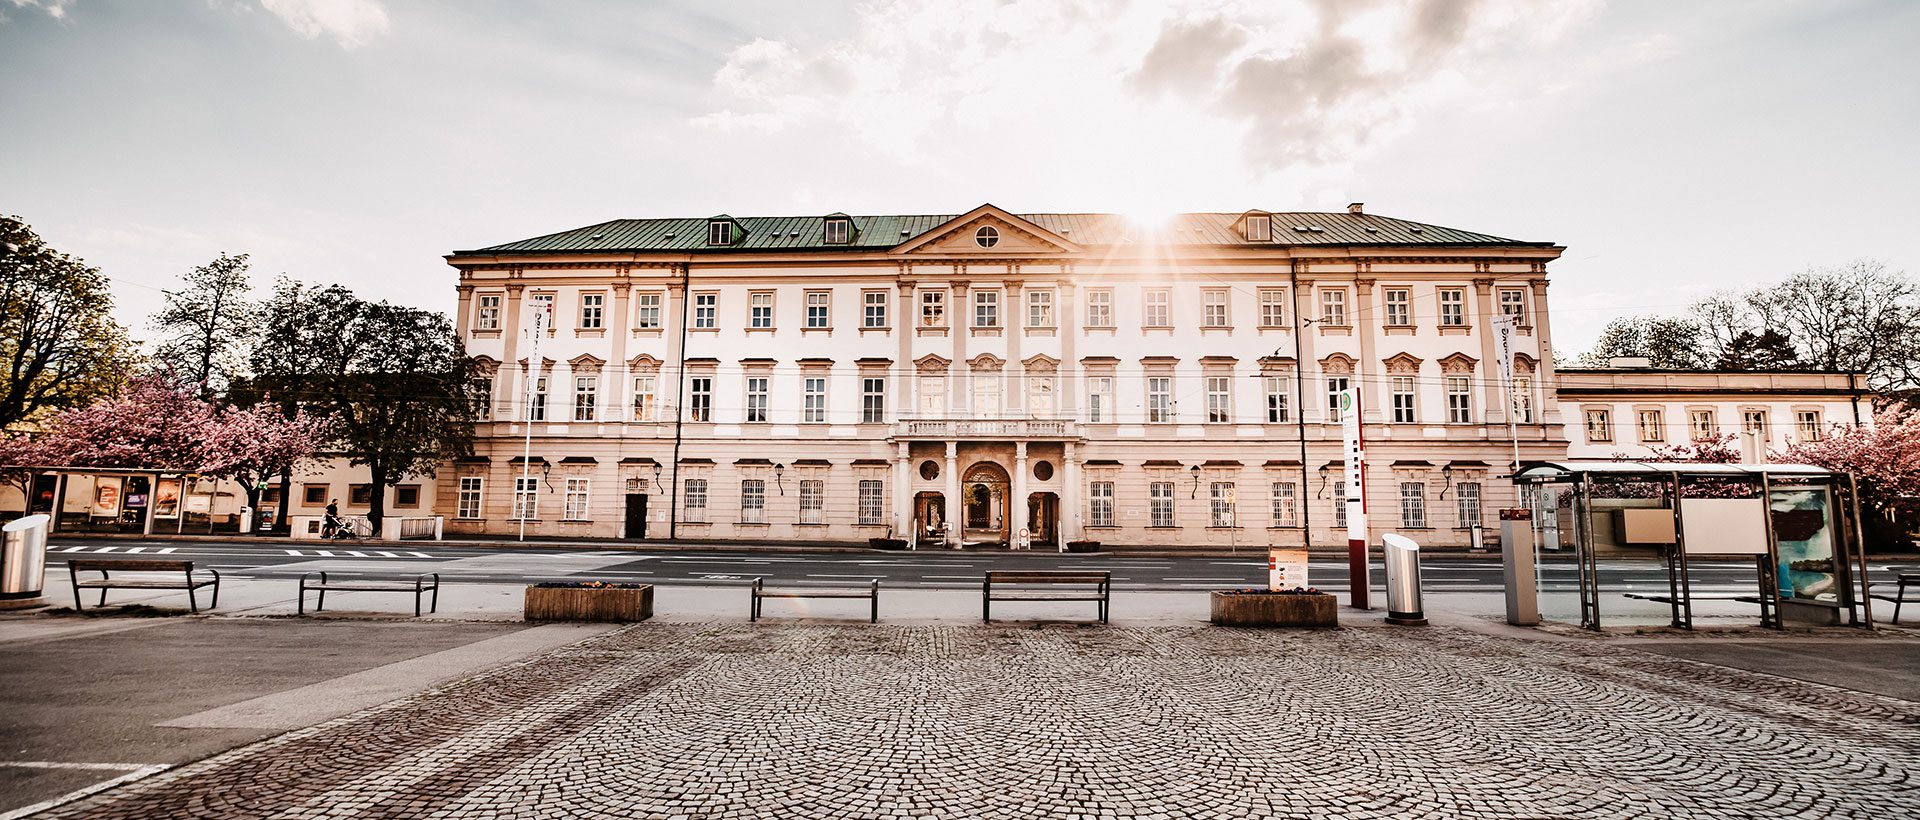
[1382,533,1427,625]
[1,514,50,609]
[1500,508,1539,626]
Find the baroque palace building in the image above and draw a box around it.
[442,203,1569,549]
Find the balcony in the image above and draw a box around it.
[895,417,1078,440]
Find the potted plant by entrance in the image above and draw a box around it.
[1210,588,1338,627]
[524,581,654,623]
[1064,539,1101,553]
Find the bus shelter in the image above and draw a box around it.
[1512,461,1875,631]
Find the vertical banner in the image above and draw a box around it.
[1491,314,1518,394]
[1339,388,1369,608]
[519,298,550,542]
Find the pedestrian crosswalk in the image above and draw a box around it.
[283,548,434,559]
[56,546,178,554]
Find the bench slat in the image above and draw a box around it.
[757,591,874,599]
[74,579,215,589]
[69,559,198,572]
[306,583,432,592]
[986,572,1109,583]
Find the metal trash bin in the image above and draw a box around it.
[1382,533,1427,625]
[2,514,51,601]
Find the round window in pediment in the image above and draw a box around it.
[974,226,1000,248]
[1034,460,1054,481]
[920,460,940,481]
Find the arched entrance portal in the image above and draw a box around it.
[961,462,1011,547]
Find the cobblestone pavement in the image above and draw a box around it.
[37,624,1920,819]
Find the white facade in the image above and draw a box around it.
[1557,368,1869,460]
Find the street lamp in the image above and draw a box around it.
[1189,464,1202,499]
[650,462,663,493]
[774,463,786,495]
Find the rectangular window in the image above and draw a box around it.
[857,480,884,525]
[708,221,732,245]
[683,478,707,523]
[1638,409,1665,442]
[1796,410,1821,441]
[1585,409,1612,442]
[1326,376,1350,422]
[1512,376,1533,423]
[1270,482,1298,527]
[1333,481,1347,528]
[476,294,501,331]
[1089,481,1115,528]
[394,484,420,509]
[1258,289,1286,327]
[528,377,547,422]
[863,290,888,328]
[1691,409,1716,439]
[632,376,656,421]
[1087,377,1113,423]
[1264,376,1289,423]
[1202,290,1229,327]
[1026,289,1054,328]
[1400,482,1427,528]
[1245,214,1272,241]
[803,377,827,423]
[973,291,999,328]
[563,478,590,521]
[1147,376,1173,423]
[1086,289,1113,327]
[799,479,824,524]
[1499,289,1527,323]
[579,293,604,329]
[740,479,765,524]
[919,375,946,416]
[573,375,597,421]
[457,477,483,519]
[862,377,886,423]
[1391,376,1416,423]
[471,375,492,421]
[805,291,831,328]
[920,290,946,328]
[689,377,712,422]
[513,476,537,520]
[1743,409,1769,440]
[748,292,773,329]
[304,484,327,505]
[972,374,1001,417]
[1321,290,1347,325]
[1028,376,1055,416]
[1384,289,1411,326]
[1446,376,1472,423]
[1439,289,1466,326]
[635,292,662,329]
[745,377,769,423]
[1210,482,1235,527]
[1143,289,1170,327]
[1149,481,1175,528]
[694,293,717,329]
[1206,376,1232,423]
[825,218,850,244]
[1456,482,1482,530]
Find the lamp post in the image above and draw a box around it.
[774,463,786,496]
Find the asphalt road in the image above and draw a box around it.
[47,536,1909,594]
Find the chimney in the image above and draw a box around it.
[1347,202,1365,215]
[1608,356,1652,369]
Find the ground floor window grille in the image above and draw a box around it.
[1456,482,1482,529]
[1209,482,1235,527]
[1333,481,1347,528]
[740,479,766,523]
[563,478,590,521]
[1400,482,1427,528]
[513,476,537,520]
[1149,482,1174,527]
[857,480,884,525]
[799,479,824,524]
[457,477,483,519]
[684,478,708,523]
[1089,481,1114,527]
[1270,482,1298,527]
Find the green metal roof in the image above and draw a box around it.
[454,211,1547,256]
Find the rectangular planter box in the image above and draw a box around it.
[1210,591,1338,627]
[524,585,654,623]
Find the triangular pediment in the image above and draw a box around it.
[891,204,1082,256]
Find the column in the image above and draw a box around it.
[1473,276,1501,424]
[950,279,970,417]
[1061,441,1080,544]
[943,441,960,546]
[665,275,687,417]
[893,441,912,545]
[1012,440,1030,548]
[1355,276,1380,424]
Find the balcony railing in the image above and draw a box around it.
[896,418,1077,439]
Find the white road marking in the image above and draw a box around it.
[376,551,400,557]
[61,546,87,553]
[157,547,177,554]
[345,550,367,557]
[408,552,431,558]
[285,549,304,556]
[316,550,334,557]
[93,546,116,553]
[124,546,146,553]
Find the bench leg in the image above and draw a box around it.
[750,592,760,622]
[70,575,83,611]
[297,582,306,616]
[871,592,878,624]
[318,588,326,612]
[210,578,219,610]
[100,587,109,608]
[431,583,440,614]
[187,586,198,614]
[415,587,422,618]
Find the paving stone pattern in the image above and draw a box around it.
[39,625,1920,819]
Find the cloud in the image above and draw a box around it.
[258,0,389,48]
[7,0,77,20]
[691,0,1604,177]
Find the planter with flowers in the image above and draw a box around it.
[1210,588,1338,628]
[524,581,654,623]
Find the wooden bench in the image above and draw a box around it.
[983,570,1111,623]
[750,577,878,623]
[299,572,440,616]
[1868,573,1919,624]
[68,559,220,613]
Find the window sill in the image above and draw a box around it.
[1317,325,1353,335]
[1142,325,1173,333]
[737,522,770,527]
[1205,526,1244,530]
[1437,326,1471,335]
[860,326,892,333]
[1256,325,1290,332]
[1200,326,1233,333]
[689,327,719,333]
[631,328,664,336]
[1026,327,1056,336]
[795,522,827,527]
[1146,526,1180,530]
[560,518,592,524]
[746,327,776,334]
[575,329,605,338]
[802,327,834,334]
[455,516,483,522]
[1266,525,1303,530]
[471,330,502,339]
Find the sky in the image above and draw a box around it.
[3,0,1916,355]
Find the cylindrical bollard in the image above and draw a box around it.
[1,514,51,608]
[1382,533,1427,625]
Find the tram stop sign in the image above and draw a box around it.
[1016,527,1032,550]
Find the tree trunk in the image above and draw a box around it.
[273,466,294,534]
[367,462,387,536]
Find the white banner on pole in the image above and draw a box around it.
[1339,388,1365,544]
[523,302,550,419]
[1491,314,1518,393]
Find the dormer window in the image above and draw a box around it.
[824,216,852,244]
[707,218,736,246]
[974,226,1000,248]
[1244,214,1272,241]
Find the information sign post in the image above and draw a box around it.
[1340,388,1368,609]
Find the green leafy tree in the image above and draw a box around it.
[1694,260,1919,388]
[1712,329,1801,370]
[152,252,255,397]
[235,277,359,531]
[1581,316,1706,368]
[0,215,135,428]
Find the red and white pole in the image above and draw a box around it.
[1340,388,1369,609]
